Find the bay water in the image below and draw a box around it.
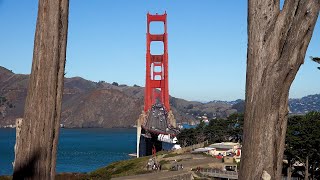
[0,128,136,175]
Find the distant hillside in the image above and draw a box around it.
[0,66,239,128]
[289,94,320,114]
[2,66,316,128]
[217,95,320,114]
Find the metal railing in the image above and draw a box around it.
[199,168,238,179]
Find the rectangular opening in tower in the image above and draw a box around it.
[154,75,162,80]
[154,65,162,72]
[150,41,164,55]
[149,22,165,34]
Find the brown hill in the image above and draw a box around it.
[61,89,143,128]
[0,66,237,128]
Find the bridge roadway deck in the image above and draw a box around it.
[145,104,168,132]
[143,104,180,136]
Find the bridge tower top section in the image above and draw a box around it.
[144,12,170,112]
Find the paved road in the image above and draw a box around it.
[113,170,192,180]
[113,156,216,180]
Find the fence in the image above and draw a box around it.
[199,169,300,180]
[200,168,238,179]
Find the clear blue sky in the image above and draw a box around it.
[0,1,319,101]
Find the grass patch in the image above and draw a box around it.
[159,160,170,165]
[155,150,169,156]
[162,153,179,158]
[89,156,151,179]
[0,176,12,180]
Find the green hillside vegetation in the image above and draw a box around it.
[177,113,244,147]
[89,156,150,179]
[178,112,320,179]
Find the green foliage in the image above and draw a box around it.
[111,82,119,86]
[206,118,230,143]
[177,113,244,147]
[0,96,7,105]
[225,113,244,142]
[177,128,199,147]
[285,112,320,178]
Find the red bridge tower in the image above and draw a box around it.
[144,12,170,112]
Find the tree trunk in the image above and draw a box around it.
[287,160,292,180]
[13,0,69,179]
[239,0,320,179]
[305,156,309,180]
[312,162,315,180]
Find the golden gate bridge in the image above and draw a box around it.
[137,12,179,157]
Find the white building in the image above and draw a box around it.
[208,142,241,156]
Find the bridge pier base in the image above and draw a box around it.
[167,110,176,128]
[136,111,147,158]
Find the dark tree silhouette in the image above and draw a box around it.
[311,56,320,70]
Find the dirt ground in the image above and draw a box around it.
[113,153,223,180]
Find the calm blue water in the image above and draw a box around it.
[0,128,136,175]
[182,124,197,129]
